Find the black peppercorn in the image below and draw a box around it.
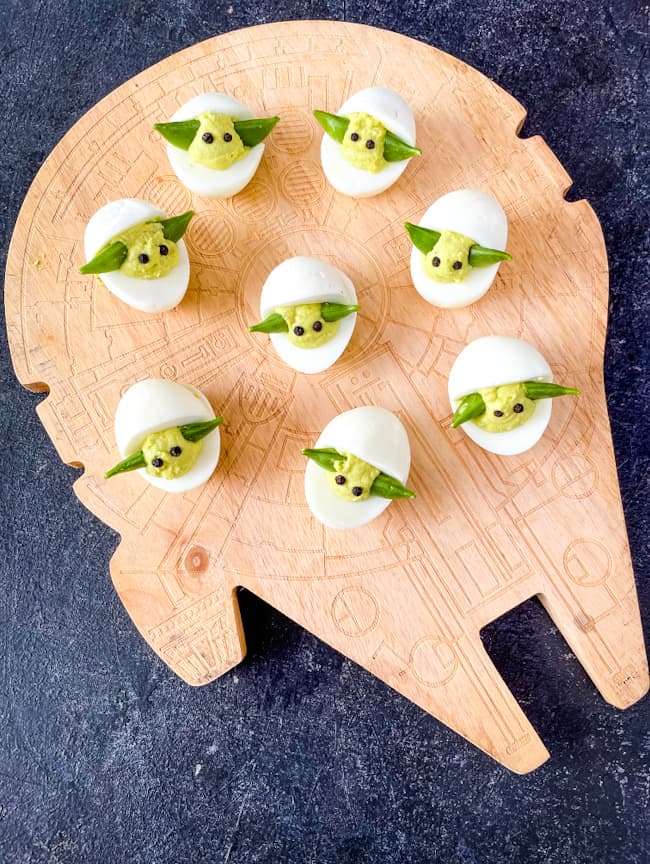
[159,244,169,256]
[151,457,164,468]
[312,320,323,332]
[293,325,305,336]
[366,139,375,150]
[335,475,346,485]
[138,253,149,264]
[352,486,363,497]
[493,410,504,417]
[223,132,232,142]
[453,261,463,270]
[350,132,359,141]
[513,403,524,413]
[170,446,182,457]
[202,132,214,143]
[432,256,441,267]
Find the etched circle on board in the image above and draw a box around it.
[409,637,458,687]
[187,212,235,259]
[563,539,612,587]
[280,161,325,207]
[270,108,314,154]
[229,177,276,222]
[141,175,193,216]
[332,586,380,637]
[552,454,599,499]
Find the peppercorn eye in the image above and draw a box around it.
[312,320,323,332]
[202,132,214,143]
[432,256,441,267]
[151,456,164,468]
[138,253,149,264]
[452,261,463,270]
[493,410,504,417]
[170,446,182,457]
[365,139,375,150]
[352,486,363,497]
[293,325,305,336]
[159,244,169,256]
[513,403,524,413]
[350,132,359,142]
[335,475,346,485]
[223,132,233,142]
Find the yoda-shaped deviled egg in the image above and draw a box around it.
[314,87,421,197]
[105,379,223,492]
[448,336,579,456]
[80,199,193,312]
[406,190,511,308]
[154,93,279,197]
[250,257,359,374]
[303,406,415,530]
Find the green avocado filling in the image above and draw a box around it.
[469,382,536,433]
[326,452,380,502]
[341,112,388,173]
[188,112,247,170]
[141,427,203,479]
[275,303,339,348]
[423,230,475,284]
[106,219,179,279]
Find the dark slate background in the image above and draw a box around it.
[1,1,648,862]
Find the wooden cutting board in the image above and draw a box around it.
[5,21,647,773]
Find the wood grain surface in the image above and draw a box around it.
[4,20,647,773]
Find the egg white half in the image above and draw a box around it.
[448,336,553,456]
[305,406,411,530]
[113,378,221,492]
[320,86,417,198]
[84,198,190,313]
[258,257,358,375]
[410,189,508,308]
[165,93,264,198]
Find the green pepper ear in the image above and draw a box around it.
[313,110,349,143]
[523,382,580,400]
[80,241,128,275]
[382,131,421,162]
[105,450,147,479]
[452,392,486,428]
[157,210,195,242]
[233,116,280,147]
[404,222,441,255]
[370,473,416,499]
[320,302,360,322]
[249,313,289,334]
[154,119,200,150]
[179,417,224,443]
[468,245,512,267]
[301,447,344,472]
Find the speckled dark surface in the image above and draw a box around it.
[1,1,648,862]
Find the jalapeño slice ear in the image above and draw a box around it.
[451,393,487,428]
[80,241,128,275]
[179,417,224,442]
[154,119,201,149]
[154,116,279,150]
[105,450,147,479]
[523,382,580,400]
[313,110,421,162]
[249,313,289,334]
[404,222,441,255]
[157,210,195,242]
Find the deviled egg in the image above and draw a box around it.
[314,87,420,198]
[154,93,279,198]
[303,406,415,530]
[406,189,510,308]
[249,257,359,375]
[448,336,579,456]
[81,199,193,312]
[105,378,223,493]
